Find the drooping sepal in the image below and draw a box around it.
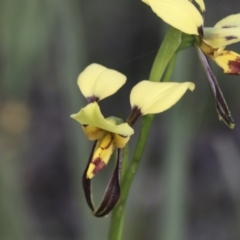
[82,144,123,217]
[196,46,235,128]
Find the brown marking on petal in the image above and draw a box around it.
[198,26,204,37]
[226,36,237,41]
[118,134,128,138]
[92,158,106,174]
[228,57,240,74]
[86,95,99,103]
[127,106,142,126]
[82,124,88,127]
[99,134,114,149]
[222,25,237,28]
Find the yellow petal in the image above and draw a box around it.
[199,40,216,56]
[113,134,130,148]
[71,102,134,136]
[214,13,240,28]
[142,0,203,35]
[203,14,240,49]
[130,81,195,115]
[77,63,106,99]
[87,133,115,179]
[77,63,127,101]
[81,125,104,140]
[203,27,240,48]
[211,50,240,74]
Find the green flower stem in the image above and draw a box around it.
[108,27,182,240]
[162,53,177,82]
[149,27,182,82]
[120,144,129,181]
[108,115,154,240]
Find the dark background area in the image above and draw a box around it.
[0,1,240,240]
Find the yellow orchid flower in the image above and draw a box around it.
[142,0,240,74]
[72,80,195,179]
[72,64,195,216]
[71,102,134,179]
[201,13,240,74]
[77,63,127,102]
[71,102,133,217]
[142,0,238,127]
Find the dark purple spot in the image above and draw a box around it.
[226,36,237,41]
[222,25,236,28]
[92,158,106,174]
[92,158,101,165]
[86,95,99,103]
[118,134,128,138]
[198,26,204,37]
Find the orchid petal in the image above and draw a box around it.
[71,102,134,136]
[196,46,235,128]
[212,50,240,74]
[142,0,203,35]
[87,133,115,179]
[203,27,240,48]
[130,81,195,115]
[77,63,126,101]
[82,144,122,217]
[214,13,240,28]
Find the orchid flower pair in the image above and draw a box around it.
[71,63,194,216]
[143,0,240,128]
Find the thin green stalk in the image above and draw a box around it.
[149,27,182,82]
[108,115,154,240]
[120,144,129,181]
[108,27,182,240]
[162,53,177,82]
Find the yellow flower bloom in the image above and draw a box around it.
[143,0,240,74]
[71,102,134,179]
[130,81,195,115]
[72,69,195,216]
[77,63,127,102]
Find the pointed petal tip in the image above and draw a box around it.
[86,163,96,179]
[219,116,235,129]
[70,113,77,120]
[188,82,196,91]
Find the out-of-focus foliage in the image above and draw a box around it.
[0,0,240,240]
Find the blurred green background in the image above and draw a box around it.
[1,0,240,240]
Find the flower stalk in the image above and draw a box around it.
[108,27,182,240]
